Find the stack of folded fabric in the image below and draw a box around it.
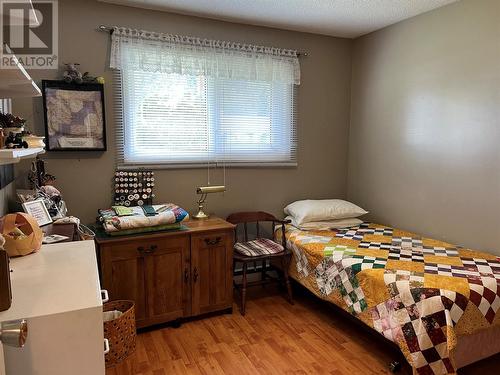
[98,203,189,236]
[284,199,368,231]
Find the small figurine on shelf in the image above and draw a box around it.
[21,132,46,148]
[0,112,26,134]
[82,71,105,84]
[5,133,28,149]
[63,63,83,84]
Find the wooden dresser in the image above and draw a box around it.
[95,217,234,328]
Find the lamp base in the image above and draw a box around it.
[193,208,209,219]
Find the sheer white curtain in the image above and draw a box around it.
[110,27,300,167]
[110,27,300,85]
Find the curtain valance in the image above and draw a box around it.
[110,27,301,85]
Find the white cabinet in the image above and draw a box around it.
[0,346,5,375]
[0,241,105,375]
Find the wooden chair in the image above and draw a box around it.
[226,211,293,315]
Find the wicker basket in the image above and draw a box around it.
[77,223,95,241]
[0,213,43,257]
[103,300,136,368]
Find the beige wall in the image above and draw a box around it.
[0,183,15,216]
[13,0,353,223]
[348,0,500,253]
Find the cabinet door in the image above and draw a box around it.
[144,236,190,325]
[100,243,147,323]
[191,231,233,315]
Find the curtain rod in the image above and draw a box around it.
[97,25,309,57]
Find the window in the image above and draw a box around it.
[111,28,300,167]
[0,99,11,113]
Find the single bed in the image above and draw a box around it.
[276,222,500,375]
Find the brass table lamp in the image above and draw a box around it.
[194,185,226,219]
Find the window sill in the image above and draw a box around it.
[117,162,298,170]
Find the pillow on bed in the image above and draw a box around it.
[284,199,368,225]
[285,216,363,230]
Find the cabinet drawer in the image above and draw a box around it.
[106,236,187,260]
[193,232,231,250]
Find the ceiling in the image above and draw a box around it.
[98,0,458,38]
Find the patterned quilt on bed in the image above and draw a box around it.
[277,223,500,375]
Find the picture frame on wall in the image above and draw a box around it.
[22,199,53,227]
[42,80,107,151]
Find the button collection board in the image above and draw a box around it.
[114,170,155,207]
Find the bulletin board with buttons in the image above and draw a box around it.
[113,170,155,207]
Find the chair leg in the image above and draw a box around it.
[241,262,248,315]
[281,255,294,305]
[261,259,266,284]
[233,259,238,290]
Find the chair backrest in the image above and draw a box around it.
[226,211,286,248]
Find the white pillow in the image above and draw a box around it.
[286,216,363,231]
[284,199,368,225]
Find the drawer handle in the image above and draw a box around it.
[184,268,189,284]
[193,267,198,283]
[101,290,109,303]
[104,338,110,355]
[144,245,157,254]
[138,245,158,254]
[204,237,222,246]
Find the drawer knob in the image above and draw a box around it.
[204,237,222,246]
[0,319,28,348]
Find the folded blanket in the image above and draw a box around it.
[108,223,183,236]
[99,203,189,233]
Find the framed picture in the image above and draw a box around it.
[22,199,53,227]
[16,189,37,203]
[42,80,107,151]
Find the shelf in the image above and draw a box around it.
[0,45,41,99]
[0,147,45,165]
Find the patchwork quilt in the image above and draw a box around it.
[98,203,189,233]
[277,223,500,375]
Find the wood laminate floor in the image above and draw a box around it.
[107,285,499,375]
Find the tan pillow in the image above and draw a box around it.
[284,199,368,225]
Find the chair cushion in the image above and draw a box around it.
[234,238,284,257]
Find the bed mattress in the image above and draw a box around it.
[277,222,500,375]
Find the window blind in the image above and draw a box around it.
[0,99,11,113]
[112,27,299,168]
